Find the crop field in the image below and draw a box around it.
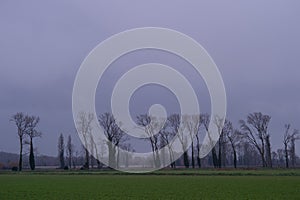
[0,169,299,199]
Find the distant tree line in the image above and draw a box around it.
[11,111,300,171]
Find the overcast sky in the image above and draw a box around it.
[1,0,300,156]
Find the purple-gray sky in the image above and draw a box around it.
[0,0,300,156]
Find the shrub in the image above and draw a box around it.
[11,166,18,171]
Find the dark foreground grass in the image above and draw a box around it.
[2,168,300,176]
[0,173,299,199]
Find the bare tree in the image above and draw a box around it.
[166,114,182,168]
[90,136,102,169]
[265,133,272,168]
[76,112,94,169]
[223,120,240,168]
[200,114,218,168]
[289,129,299,167]
[26,116,41,170]
[136,114,162,168]
[184,115,194,168]
[184,115,201,168]
[159,124,176,168]
[192,115,202,168]
[58,133,65,169]
[283,124,291,168]
[282,124,299,168]
[99,113,125,168]
[214,116,228,168]
[239,140,260,167]
[239,112,271,167]
[66,135,74,169]
[89,134,95,169]
[167,114,191,168]
[10,112,30,171]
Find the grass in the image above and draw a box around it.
[0,170,299,199]
[2,168,300,176]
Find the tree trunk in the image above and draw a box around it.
[29,138,35,170]
[290,139,296,167]
[260,138,266,167]
[233,148,237,169]
[68,155,72,169]
[116,147,120,168]
[168,146,174,168]
[191,141,195,168]
[97,160,101,169]
[265,135,272,168]
[152,141,161,168]
[229,140,237,168]
[183,151,189,168]
[154,150,161,168]
[195,134,201,168]
[197,156,201,169]
[284,144,289,168]
[218,140,222,168]
[19,137,23,171]
[90,155,94,169]
[172,161,176,168]
[85,148,89,169]
[212,147,218,168]
[108,142,116,168]
[60,151,65,169]
[170,149,176,168]
[260,152,266,167]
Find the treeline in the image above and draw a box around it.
[72,112,299,170]
[10,112,300,171]
[140,112,299,169]
[0,152,59,169]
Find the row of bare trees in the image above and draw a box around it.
[75,112,127,169]
[73,111,300,169]
[240,113,299,168]
[135,112,299,169]
[134,113,237,169]
[11,111,299,170]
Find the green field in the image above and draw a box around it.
[0,170,299,199]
